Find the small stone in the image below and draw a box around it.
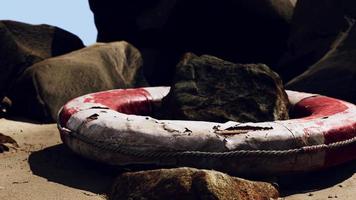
[308,193,313,197]
[0,133,18,153]
[0,97,12,117]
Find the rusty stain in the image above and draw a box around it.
[215,126,273,136]
[90,106,109,109]
[212,125,220,131]
[162,124,180,133]
[184,128,192,133]
[86,113,99,123]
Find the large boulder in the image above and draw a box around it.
[0,20,84,100]
[286,18,356,103]
[89,0,295,85]
[160,53,289,123]
[277,0,356,81]
[9,41,147,122]
[110,168,279,200]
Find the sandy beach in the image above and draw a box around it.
[0,119,113,200]
[1,118,356,200]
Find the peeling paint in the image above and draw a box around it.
[215,126,273,136]
[58,87,356,174]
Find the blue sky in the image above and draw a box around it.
[0,0,96,45]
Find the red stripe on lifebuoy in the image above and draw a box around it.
[59,88,153,127]
[324,122,356,167]
[294,96,356,168]
[82,88,152,114]
[293,96,348,119]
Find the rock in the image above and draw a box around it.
[0,20,84,101]
[277,0,356,81]
[0,133,18,153]
[0,97,12,117]
[89,0,295,85]
[110,167,279,200]
[160,53,289,123]
[286,18,356,103]
[289,0,298,6]
[9,41,147,122]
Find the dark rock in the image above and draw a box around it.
[110,167,279,200]
[0,133,18,153]
[160,53,289,123]
[286,18,356,103]
[89,0,295,85]
[277,0,356,81]
[9,41,147,122]
[0,20,84,101]
[0,97,12,117]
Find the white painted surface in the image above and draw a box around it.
[60,87,356,174]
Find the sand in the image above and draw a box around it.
[0,119,114,200]
[0,118,356,200]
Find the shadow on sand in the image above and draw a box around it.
[28,144,119,194]
[28,144,356,196]
[279,160,356,196]
[28,144,165,194]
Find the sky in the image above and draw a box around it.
[0,0,97,45]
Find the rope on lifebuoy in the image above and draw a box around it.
[58,124,356,159]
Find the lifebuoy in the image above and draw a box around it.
[57,87,356,175]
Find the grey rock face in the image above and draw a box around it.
[280,0,356,103]
[277,0,356,81]
[9,41,147,122]
[287,18,356,103]
[110,167,279,200]
[161,53,289,123]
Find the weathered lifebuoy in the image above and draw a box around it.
[57,87,356,175]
